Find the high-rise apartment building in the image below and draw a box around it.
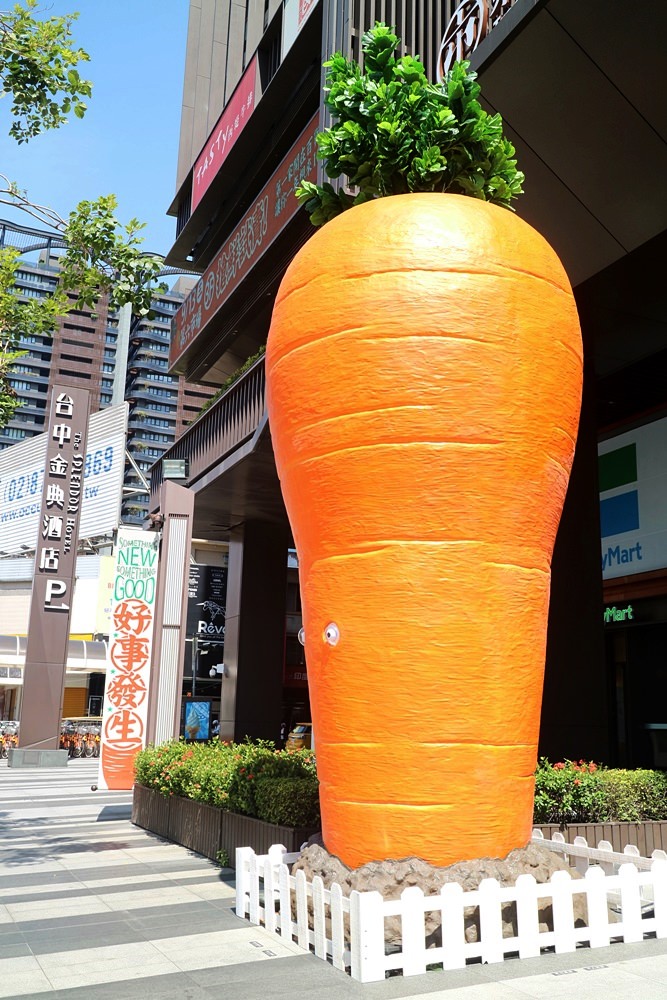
[122,278,215,523]
[1,253,111,447]
[0,245,216,522]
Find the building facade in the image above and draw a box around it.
[0,237,216,724]
[152,0,667,766]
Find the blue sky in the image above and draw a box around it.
[1,0,190,259]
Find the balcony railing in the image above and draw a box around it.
[150,353,266,497]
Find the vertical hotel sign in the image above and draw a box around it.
[20,385,90,750]
[98,528,159,789]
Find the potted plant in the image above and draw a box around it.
[266,24,583,869]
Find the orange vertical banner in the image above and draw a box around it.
[98,528,160,790]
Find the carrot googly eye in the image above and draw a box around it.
[298,627,306,646]
[323,623,339,646]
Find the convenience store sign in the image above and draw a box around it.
[599,416,667,579]
[171,114,319,368]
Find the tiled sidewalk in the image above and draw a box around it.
[1,759,667,999]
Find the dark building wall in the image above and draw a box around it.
[541,349,609,763]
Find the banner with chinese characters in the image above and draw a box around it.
[170,112,319,370]
[20,386,91,750]
[98,528,160,789]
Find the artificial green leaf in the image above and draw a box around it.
[298,21,524,226]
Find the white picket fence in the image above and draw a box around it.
[235,833,667,983]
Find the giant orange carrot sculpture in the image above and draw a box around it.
[266,27,582,868]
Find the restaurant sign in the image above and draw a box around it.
[20,386,91,750]
[98,527,160,790]
[191,57,257,212]
[187,564,228,638]
[171,113,319,369]
[437,0,518,80]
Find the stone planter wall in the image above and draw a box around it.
[534,821,667,855]
[131,783,318,865]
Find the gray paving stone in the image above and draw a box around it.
[0,940,32,959]
[23,921,150,955]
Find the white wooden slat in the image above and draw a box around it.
[652,858,667,939]
[295,869,310,950]
[312,875,327,959]
[598,840,615,875]
[249,850,261,925]
[440,882,466,970]
[350,890,386,983]
[330,882,347,971]
[515,874,540,959]
[573,836,589,876]
[550,871,577,954]
[584,866,611,948]
[619,863,643,943]
[263,856,277,933]
[235,846,252,918]
[479,878,504,964]
[400,886,427,977]
[279,862,293,940]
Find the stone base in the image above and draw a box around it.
[292,840,601,946]
[7,749,69,768]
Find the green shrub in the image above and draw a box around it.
[599,768,667,822]
[533,758,607,824]
[533,758,667,825]
[254,777,321,827]
[133,738,319,825]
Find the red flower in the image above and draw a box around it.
[574,778,581,786]
[553,762,565,770]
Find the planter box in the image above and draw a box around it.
[534,821,667,855]
[132,782,172,840]
[131,784,318,865]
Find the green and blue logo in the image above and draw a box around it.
[599,442,643,573]
[599,443,639,537]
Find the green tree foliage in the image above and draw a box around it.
[297,22,524,226]
[0,0,92,142]
[0,3,166,430]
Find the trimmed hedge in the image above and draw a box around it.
[133,738,320,827]
[533,758,667,825]
[134,745,667,832]
[254,776,322,827]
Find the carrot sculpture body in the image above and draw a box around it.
[266,193,582,868]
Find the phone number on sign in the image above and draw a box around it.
[1,445,115,505]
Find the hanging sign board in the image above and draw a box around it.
[171,113,319,370]
[599,416,667,580]
[191,57,258,212]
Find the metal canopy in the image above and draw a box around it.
[472,0,667,289]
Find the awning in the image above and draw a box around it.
[0,635,108,685]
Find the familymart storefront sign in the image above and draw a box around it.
[599,415,667,580]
